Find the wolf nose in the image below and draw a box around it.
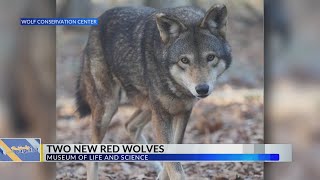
[195,84,209,95]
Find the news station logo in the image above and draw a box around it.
[0,138,41,162]
[11,145,37,154]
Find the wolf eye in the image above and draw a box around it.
[180,57,190,64]
[207,54,216,62]
[207,54,219,66]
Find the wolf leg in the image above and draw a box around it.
[156,112,191,180]
[83,25,122,180]
[125,109,163,173]
[172,112,191,144]
[125,109,150,143]
[87,88,120,180]
[87,101,119,180]
[152,109,186,180]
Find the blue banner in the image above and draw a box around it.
[20,18,98,26]
[45,154,279,162]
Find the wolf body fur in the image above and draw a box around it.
[77,4,231,180]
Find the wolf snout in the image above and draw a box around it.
[195,84,209,97]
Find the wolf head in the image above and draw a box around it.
[156,4,232,98]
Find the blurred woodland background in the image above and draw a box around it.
[265,0,320,179]
[0,0,319,179]
[56,0,264,179]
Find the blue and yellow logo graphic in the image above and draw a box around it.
[0,138,40,162]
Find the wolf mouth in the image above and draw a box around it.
[197,94,209,98]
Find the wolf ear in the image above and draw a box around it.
[200,4,227,38]
[156,13,187,44]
